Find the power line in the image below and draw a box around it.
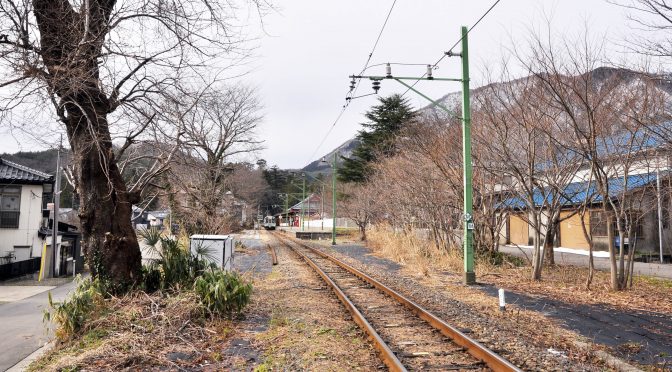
[401,0,502,97]
[306,0,398,164]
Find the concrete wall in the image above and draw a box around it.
[0,184,46,259]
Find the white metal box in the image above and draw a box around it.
[189,234,234,271]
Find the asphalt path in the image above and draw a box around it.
[0,280,77,371]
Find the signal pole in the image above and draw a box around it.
[348,26,476,284]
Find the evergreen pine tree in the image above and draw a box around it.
[338,94,415,183]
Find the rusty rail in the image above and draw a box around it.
[268,244,278,265]
[275,237,407,371]
[274,232,521,372]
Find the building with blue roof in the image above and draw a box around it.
[497,125,672,258]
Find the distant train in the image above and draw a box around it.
[262,215,276,230]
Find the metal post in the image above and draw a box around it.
[461,26,476,284]
[321,184,325,231]
[285,194,289,227]
[332,152,337,245]
[346,26,476,283]
[308,192,311,231]
[51,134,62,278]
[301,174,306,231]
[657,167,664,263]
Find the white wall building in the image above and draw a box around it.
[0,157,55,263]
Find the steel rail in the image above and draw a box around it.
[268,244,278,265]
[275,232,522,372]
[275,236,407,372]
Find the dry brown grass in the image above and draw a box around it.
[366,225,463,277]
[366,225,672,315]
[30,291,234,371]
[483,263,672,315]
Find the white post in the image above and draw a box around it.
[498,288,506,312]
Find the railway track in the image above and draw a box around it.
[272,232,521,372]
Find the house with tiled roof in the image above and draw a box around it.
[0,157,55,276]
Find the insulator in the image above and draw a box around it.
[386,63,392,77]
[427,65,433,79]
[372,80,381,93]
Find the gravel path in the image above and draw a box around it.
[222,230,380,370]
[232,230,273,277]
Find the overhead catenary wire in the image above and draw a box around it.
[306,0,398,164]
[401,0,502,98]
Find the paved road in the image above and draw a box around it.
[0,280,77,372]
[500,245,672,279]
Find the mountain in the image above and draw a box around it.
[302,137,360,176]
[0,149,68,175]
[303,67,672,170]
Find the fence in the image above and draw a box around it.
[282,218,356,229]
[0,257,41,281]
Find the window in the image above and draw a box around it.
[590,211,607,237]
[0,185,21,228]
[590,210,644,238]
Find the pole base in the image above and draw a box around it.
[463,271,476,285]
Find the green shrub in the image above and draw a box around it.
[479,250,526,267]
[193,269,253,317]
[143,236,213,291]
[141,265,162,292]
[138,226,162,247]
[44,276,108,340]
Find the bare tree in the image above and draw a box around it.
[475,67,585,280]
[169,84,264,234]
[521,26,667,290]
[340,182,380,241]
[0,1,266,287]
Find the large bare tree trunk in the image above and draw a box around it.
[34,0,142,287]
[69,107,142,286]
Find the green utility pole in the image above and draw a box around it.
[348,26,476,284]
[460,26,475,284]
[301,174,306,231]
[283,194,289,227]
[331,152,337,245]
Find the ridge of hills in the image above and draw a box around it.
[302,67,672,173]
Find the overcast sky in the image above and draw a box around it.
[251,0,654,169]
[0,0,661,169]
